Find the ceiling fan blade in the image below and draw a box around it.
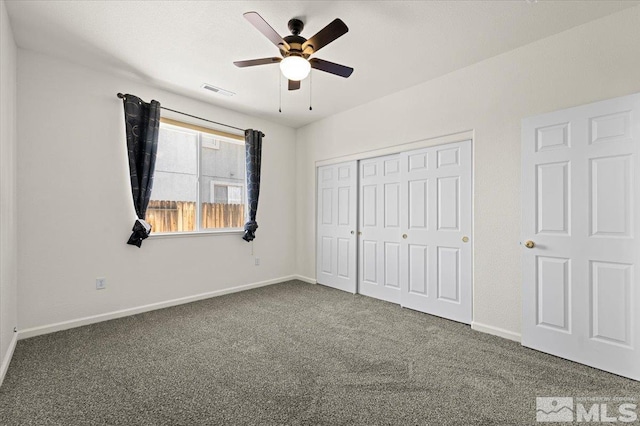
[243,12,290,51]
[309,58,353,78]
[302,19,348,53]
[288,80,301,91]
[234,57,282,68]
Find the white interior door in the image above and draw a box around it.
[316,161,358,293]
[358,154,402,303]
[399,141,473,324]
[522,93,640,380]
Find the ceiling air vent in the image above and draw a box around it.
[201,84,235,97]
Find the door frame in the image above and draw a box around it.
[314,130,475,321]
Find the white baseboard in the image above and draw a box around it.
[18,275,299,340]
[293,274,316,284]
[0,332,18,387]
[471,321,521,342]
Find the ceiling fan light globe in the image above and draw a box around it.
[280,56,311,81]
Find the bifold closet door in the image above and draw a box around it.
[399,141,473,324]
[316,161,358,293]
[358,154,402,303]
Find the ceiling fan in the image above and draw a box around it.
[234,12,354,91]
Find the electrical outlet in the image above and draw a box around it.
[96,277,107,290]
[255,258,260,266]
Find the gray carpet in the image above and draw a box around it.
[0,280,638,425]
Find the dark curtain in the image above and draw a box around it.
[121,94,161,247]
[243,129,264,242]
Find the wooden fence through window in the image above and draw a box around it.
[146,200,244,233]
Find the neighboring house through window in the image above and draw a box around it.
[146,119,246,233]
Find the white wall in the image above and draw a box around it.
[295,6,640,338]
[17,50,297,333]
[0,0,18,381]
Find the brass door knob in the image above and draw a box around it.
[402,234,408,239]
[524,240,535,249]
[462,236,469,243]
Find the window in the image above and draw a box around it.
[146,118,246,234]
[210,182,244,204]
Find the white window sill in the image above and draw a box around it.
[148,229,244,239]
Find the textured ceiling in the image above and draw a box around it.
[5,0,638,128]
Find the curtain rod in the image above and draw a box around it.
[117,93,246,133]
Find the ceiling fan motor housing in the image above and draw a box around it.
[281,19,313,59]
[281,35,311,58]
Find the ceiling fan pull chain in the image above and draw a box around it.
[309,71,313,111]
[279,72,282,113]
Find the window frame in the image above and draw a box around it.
[149,118,246,238]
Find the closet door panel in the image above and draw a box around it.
[316,161,357,293]
[400,141,472,324]
[358,154,401,303]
